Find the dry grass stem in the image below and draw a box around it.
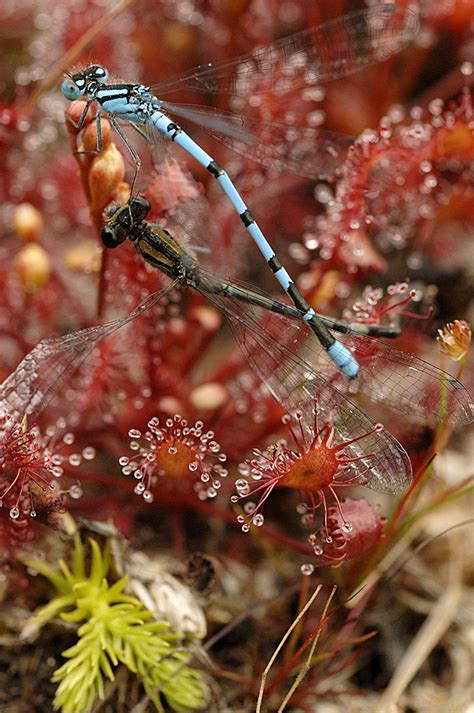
[255,584,323,713]
[379,531,464,709]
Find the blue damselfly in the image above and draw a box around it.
[61,4,419,379]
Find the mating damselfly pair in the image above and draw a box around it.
[61,3,421,378]
[1,3,472,502]
[1,195,472,502]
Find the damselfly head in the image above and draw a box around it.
[104,197,151,226]
[101,204,129,247]
[62,65,109,100]
[101,197,151,248]
[101,224,126,249]
[128,196,152,222]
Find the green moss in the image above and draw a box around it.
[25,534,208,713]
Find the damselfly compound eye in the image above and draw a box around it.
[130,196,152,220]
[61,78,84,100]
[101,226,124,249]
[91,65,109,83]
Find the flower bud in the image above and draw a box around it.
[65,100,94,136]
[190,383,228,411]
[82,115,113,152]
[12,202,43,242]
[14,243,51,294]
[162,22,194,54]
[112,181,132,204]
[64,240,101,273]
[88,142,125,214]
[190,305,222,332]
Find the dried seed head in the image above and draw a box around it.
[437,320,471,361]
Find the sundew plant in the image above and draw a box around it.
[0,1,473,711]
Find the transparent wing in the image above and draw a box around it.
[200,284,412,495]
[194,267,473,430]
[160,103,352,180]
[0,287,175,422]
[155,6,419,97]
[294,329,474,430]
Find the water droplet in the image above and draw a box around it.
[238,463,250,476]
[69,484,82,499]
[341,521,353,534]
[82,447,96,460]
[407,252,423,270]
[9,506,20,520]
[235,479,250,495]
[301,563,314,576]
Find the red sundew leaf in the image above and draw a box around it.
[0,414,58,520]
[312,88,474,270]
[422,1,474,33]
[0,414,89,523]
[120,414,228,504]
[233,397,397,543]
[145,158,202,217]
[0,512,37,569]
[337,227,388,273]
[322,498,385,562]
